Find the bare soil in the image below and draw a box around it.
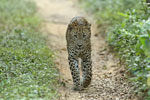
[35,0,139,100]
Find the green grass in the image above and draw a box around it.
[0,0,59,99]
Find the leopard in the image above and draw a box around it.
[66,16,92,91]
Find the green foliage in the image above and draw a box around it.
[80,0,150,99]
[0,0,59,99]
[80,0,140,25]
[108,11,150,98]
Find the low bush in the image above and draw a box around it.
[80,0,140,25]
[108,10,150,99]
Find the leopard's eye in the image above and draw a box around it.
[74,34,77,38]
[83,34,86,38]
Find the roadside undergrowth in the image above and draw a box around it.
[0,0,59,99]
[80,0,150,99]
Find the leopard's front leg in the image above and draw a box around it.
[68,56,82,91]
[81,52,92,88]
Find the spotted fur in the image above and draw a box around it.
[66,16,92,91]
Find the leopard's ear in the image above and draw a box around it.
[88,23,91,27]
[68,23,77,31]
[87,23,91,29]
[70,21,78,28]
[68,24,73,31]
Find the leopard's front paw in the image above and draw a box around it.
[72,85,83,91]
[80,78,91,88]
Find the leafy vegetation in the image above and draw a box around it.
[80,0,150,99]
[80,0,140,25]
[0,0,59,99]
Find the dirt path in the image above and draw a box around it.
[35,0,139,100]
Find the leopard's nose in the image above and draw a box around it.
[78,44,82,47]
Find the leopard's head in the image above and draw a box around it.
[67,16,91,50]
